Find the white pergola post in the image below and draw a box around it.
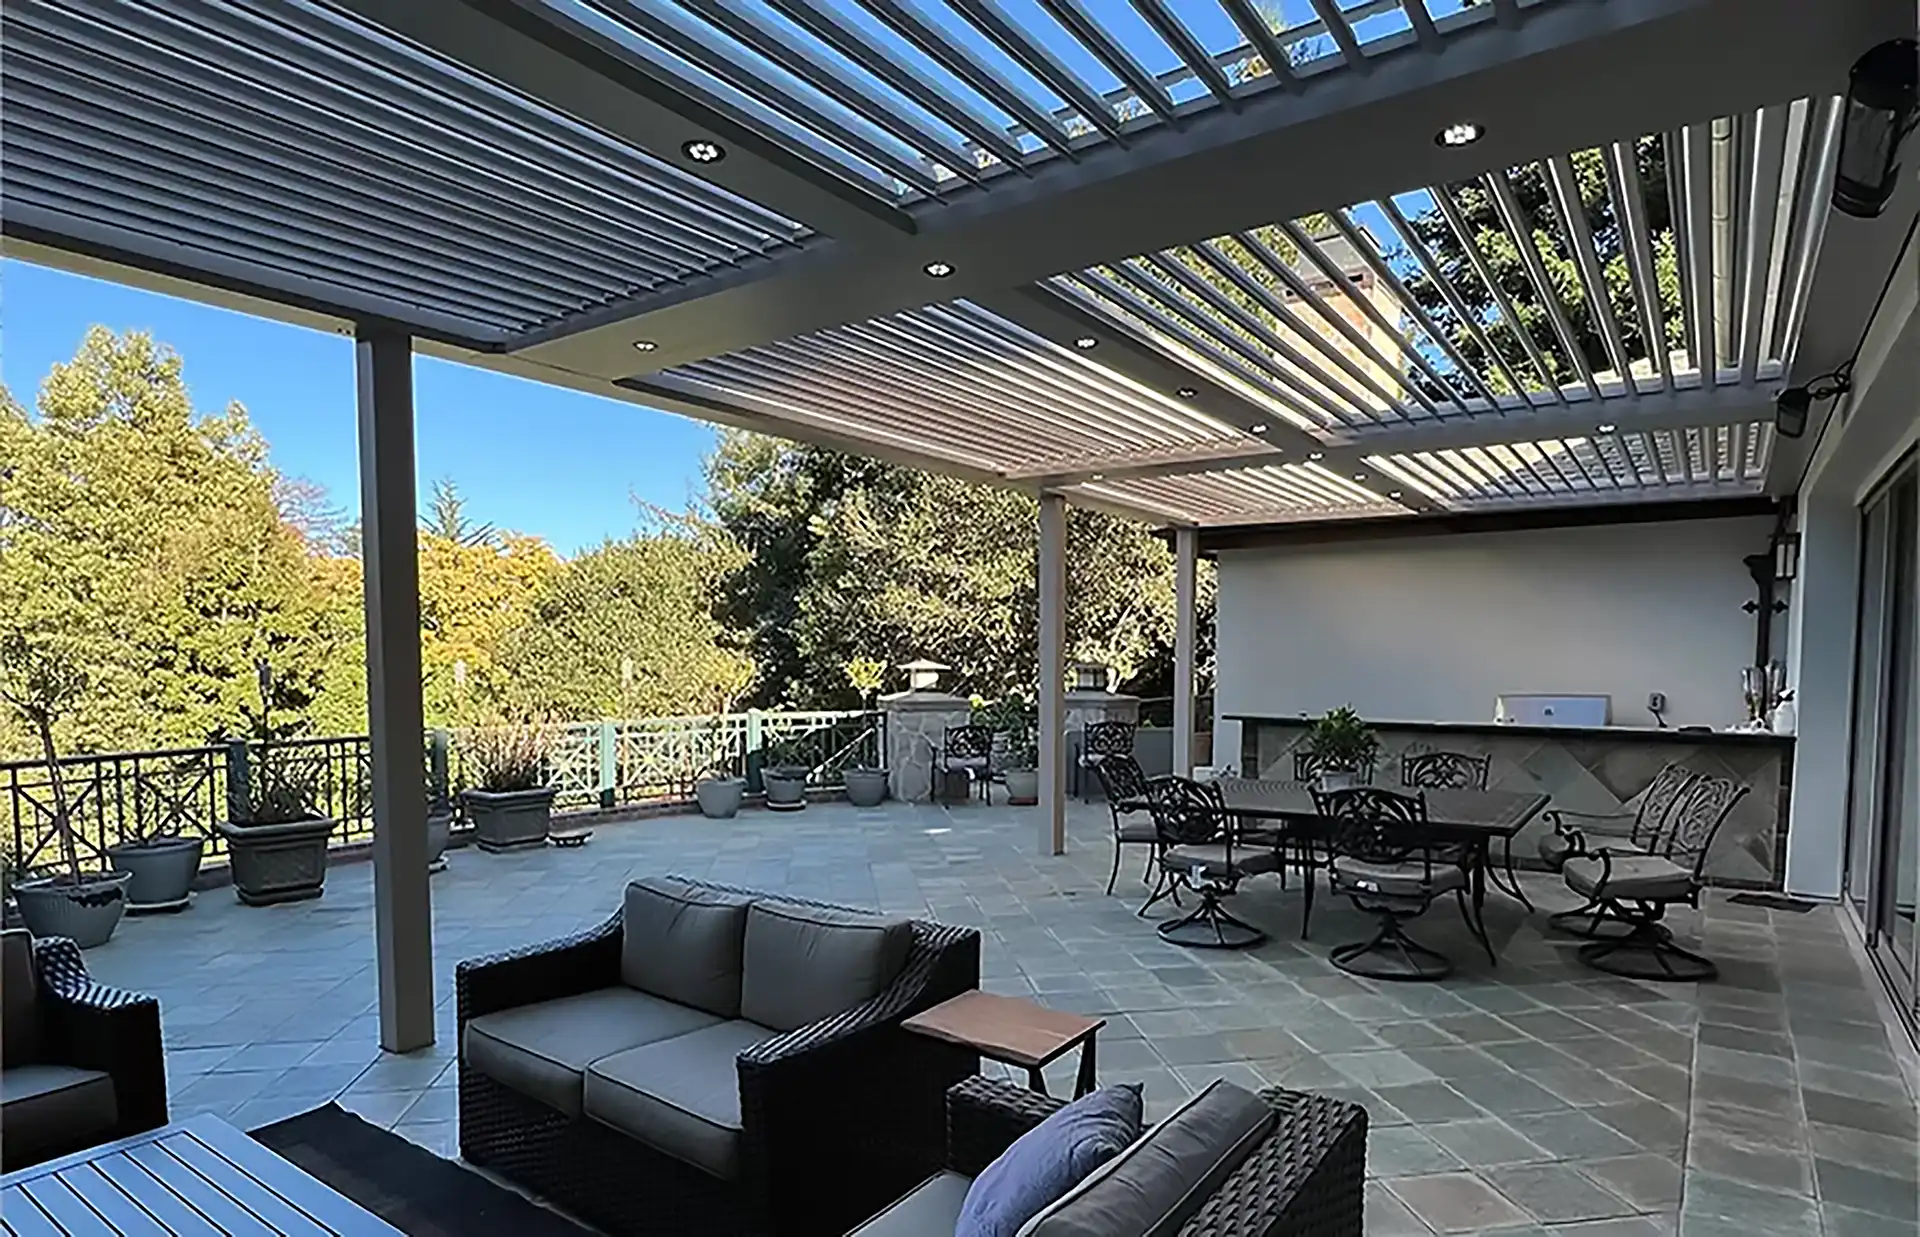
[356,327,434,1053]
[1038,492,1067,856]
[1173,526,1198,778]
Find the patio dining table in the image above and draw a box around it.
[1211,777,1551,938]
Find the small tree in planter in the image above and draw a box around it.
[984,696,1041,806]
[104,775,208,912]
[460,722,556,851]
[217,665,336,905]
[761,734,811,812]
[841,657,888,807]
[1304,706,1378,790]
[0,638,131,946]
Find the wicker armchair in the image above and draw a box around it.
[457,879,981,1237]
[848,1077,1366,1236]
[1,931,168,1170]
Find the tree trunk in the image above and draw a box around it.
[35,714,81,884]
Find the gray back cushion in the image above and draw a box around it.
[739,901,914,1031]
[1020,1081,1275,1237]
[1,930,38,1068]
[621,878,754,1018]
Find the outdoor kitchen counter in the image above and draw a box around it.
[1229,714,1792,887]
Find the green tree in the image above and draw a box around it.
[421,478,497,547]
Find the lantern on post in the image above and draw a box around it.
[1833,39,1918,219]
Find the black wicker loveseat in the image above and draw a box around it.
[1,929,169,1170]
[848,1076,1367,1236]
[457,876,981,1237]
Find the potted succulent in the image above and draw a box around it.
[760,735,811,812]
[1305,706,1378,791]
[460,723,556,852]
[0,636,131,947]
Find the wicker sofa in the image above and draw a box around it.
[1,929,168,1170]
[850,1077,1366,1237]
[456,876,981,1237]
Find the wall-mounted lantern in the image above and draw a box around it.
[1834,39,1918,219]
[896,659,949,692]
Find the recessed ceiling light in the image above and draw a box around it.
[1088,473,1106,482]
[682,139,725,164]
[1249,422,1268,433]
[1073,336,1098,349]
[632,340,658,352]
[1176,387,1199,399]
[1596,423,1617,434]
[1436,121,1484,148]
[1308,451,1325,461]
[1353,473,1369,482]
[1388,490,1404,499]
[923,261,954,278]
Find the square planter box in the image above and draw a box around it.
[463,787,556,852]
[216,816,337,906]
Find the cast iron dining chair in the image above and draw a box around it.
[1078,720,1137,801]
[934,723,996,804]
[1560,773,1745,981]
[1094,754,1159,896]
[1141,777,1279,949]
[1539,762,1699,935]
[1401,750,1491,791]
[1294,750,1374,784]
[1312,786,1494,981]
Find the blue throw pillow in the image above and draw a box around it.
[954,1084,1144,1237]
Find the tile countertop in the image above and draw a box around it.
[1224,715,1795,747]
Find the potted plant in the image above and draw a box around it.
[215,661,337,905]
[761,735,811,812]
[426,731,454,873]
[460,722,556,851]
[840,658,889,807]
[105,814,205,913]
[994,697,1041,806]
[1305,706,1378,791]
[0,637,131,947]
[681,709,744,819]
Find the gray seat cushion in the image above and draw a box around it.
[464,987,722,1117]
[1115,820,1158,844]
[1536,831,1576,870]
[1021,1081,1274,1237]
[850,1171,974,1237]
[621,877,753,1017]
[1,1064,117,1165]
[584,1018,777,1181]
[1163,845,1279,877]
[1332,856,1467,898]
[1564,853,1694,901]
[2,930,38,1069]
[739,901,913,1032]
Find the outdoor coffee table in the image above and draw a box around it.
[904,990,1104,1099]
[1,1112,401,1234]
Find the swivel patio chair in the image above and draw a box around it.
[1094,754,1159,896]
[1312,787,1493,981]
[1540,762,1699,936]
[1401,750,1490,791]
[933,724,995,805]
[1560,774,1746,981]
[1141,777,1278,949]
[1077,720,1136,801]
[1293,750,1373,784]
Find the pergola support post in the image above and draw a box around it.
[356,326,434,1053]
[1038,492,1067,856]
[1173,526,1198,778]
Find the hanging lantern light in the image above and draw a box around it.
[1833,39,1918,219]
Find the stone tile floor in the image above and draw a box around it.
[84,799,1918,1236]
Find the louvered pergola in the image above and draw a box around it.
[4,0,1914,1047]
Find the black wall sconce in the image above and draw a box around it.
[1776,363,1853,439]
[1834,39,1918,219]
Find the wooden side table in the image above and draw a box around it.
[903,990,1105,1099]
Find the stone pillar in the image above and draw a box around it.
[1039,494,1067,855]
[880,691,972,802]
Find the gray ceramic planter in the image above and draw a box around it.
[843,767,888,808]
[427,807,454,873]
[695,777,746,819]
[14,871,131,947]
[106,836,205,911]
[1004,768,1040,805]
[762,768,809,812]
[217,816,337,906]
[463,787,555,852]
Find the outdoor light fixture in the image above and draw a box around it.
[923,261,954,277]
[1352,473,1368,482]
[1249,422,1268,432]
[1833,39,1918,219]
[1388,490,1404,499]
[1596,423,1616,434]
[682,139,725,164]
[1308,451,1325,460]
[1073,336,1098,349]
[1176,387,1198,399]
[1436,121,1484,148]
[632,340,658,352]
[1773,531,1802,583]
[1775,363,1853,439]
[1088,473,1106,482]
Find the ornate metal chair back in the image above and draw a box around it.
[943,725,994,763]
[1313,786,1431,868]
[1095,753,1151,807]
[1083,721,1137,759]
[1144,777,1227,848]
[1401,750,1490,791]
[1649,775,1747,876]
[1294,750,1374,784]
[1629,763,1701,851]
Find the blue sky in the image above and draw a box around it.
[1,260,719,556]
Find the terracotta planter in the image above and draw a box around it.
[1005,768,1039,806]
[843,767,888,808]
[106,836,205,911]
[463,787,555,852]
[696,777,746,819]
[217,816,336,905]
[13,872,130,947]
[762,768,809,812]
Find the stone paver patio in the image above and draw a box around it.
[85,799,1917,1237]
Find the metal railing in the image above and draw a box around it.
[4,710,886,875]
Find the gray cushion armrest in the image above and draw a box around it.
[944,1076,1067,1177]
[456,912,623,1022]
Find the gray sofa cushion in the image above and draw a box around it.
[1,1064,117,1165]
[849,1171,974,1237]
[739,901,913,1032]
[621,877,754,1017]
[1,930,38,1069]
[464,987,722,1117]
[584,1019,778,1181]
[1020,1081,1275,1237]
